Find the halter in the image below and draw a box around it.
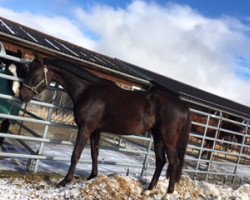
[23,66,49,95]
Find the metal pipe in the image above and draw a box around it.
[187,144,250,158]
[0,113,77,129]
[111,135,152,141]
[195,114,211,173]
[0,93,72,112]
[0,132,73,145]
[181,94,250,119]
[33,84,59,173]
[0,72,24,82]
[206,112,222,180]
[233,120,249,182]
[140,134,153,176]
[189,133,248,148]
[186,156,250,167]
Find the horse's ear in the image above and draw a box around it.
[33,53,44,65]
[39,58,44,65]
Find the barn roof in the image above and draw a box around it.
[0,16,250,118]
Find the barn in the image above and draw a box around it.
[0,15,249,192]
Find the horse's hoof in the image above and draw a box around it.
[87,174,97,180]
[147,184,154,190]
[56,180,68,188]
[167,186,174,194]
[147,186,153,190]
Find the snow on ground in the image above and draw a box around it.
[1,137,250,199]
[0,137,147,176]
[0,174,250,200]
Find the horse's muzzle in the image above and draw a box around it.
[20,87,33,102]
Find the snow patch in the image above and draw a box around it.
[0,175,249,199]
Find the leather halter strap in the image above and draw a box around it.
[23,66,49,95]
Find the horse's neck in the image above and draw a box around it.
[50,66,90,104]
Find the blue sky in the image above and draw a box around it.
[171,0,250,18]
[1,0,250,18]
[0,0,250,105]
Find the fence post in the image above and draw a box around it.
[195,114,211,173]
[205,111,222,181]
[232,120,249,183]
[140,133,153,177]
[33,84,59,174]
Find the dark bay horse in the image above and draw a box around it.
[20,57,191,194]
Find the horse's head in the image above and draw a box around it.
[20,58,51,102]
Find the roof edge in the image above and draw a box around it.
[0,31,150,86]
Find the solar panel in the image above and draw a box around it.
[0,19,15,35]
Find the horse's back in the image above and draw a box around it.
[99,86,156,134]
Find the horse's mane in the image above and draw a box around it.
[44,58,114,85]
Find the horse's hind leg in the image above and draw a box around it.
[57,126,90,187]
[148,131,166,190]
[88,132,100,180]
[165,144,178,193]
[161,124,179,194]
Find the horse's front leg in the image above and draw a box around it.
[57,126,90,187]
[88,132,101,180]
[0,119,10,152]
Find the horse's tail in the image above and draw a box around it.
[175,109,191,182]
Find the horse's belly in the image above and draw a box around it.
[103,113,155,135]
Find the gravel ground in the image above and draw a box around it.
[0,174,249,200]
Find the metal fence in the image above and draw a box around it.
[0,51,249,185]
[183,97,250,184]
